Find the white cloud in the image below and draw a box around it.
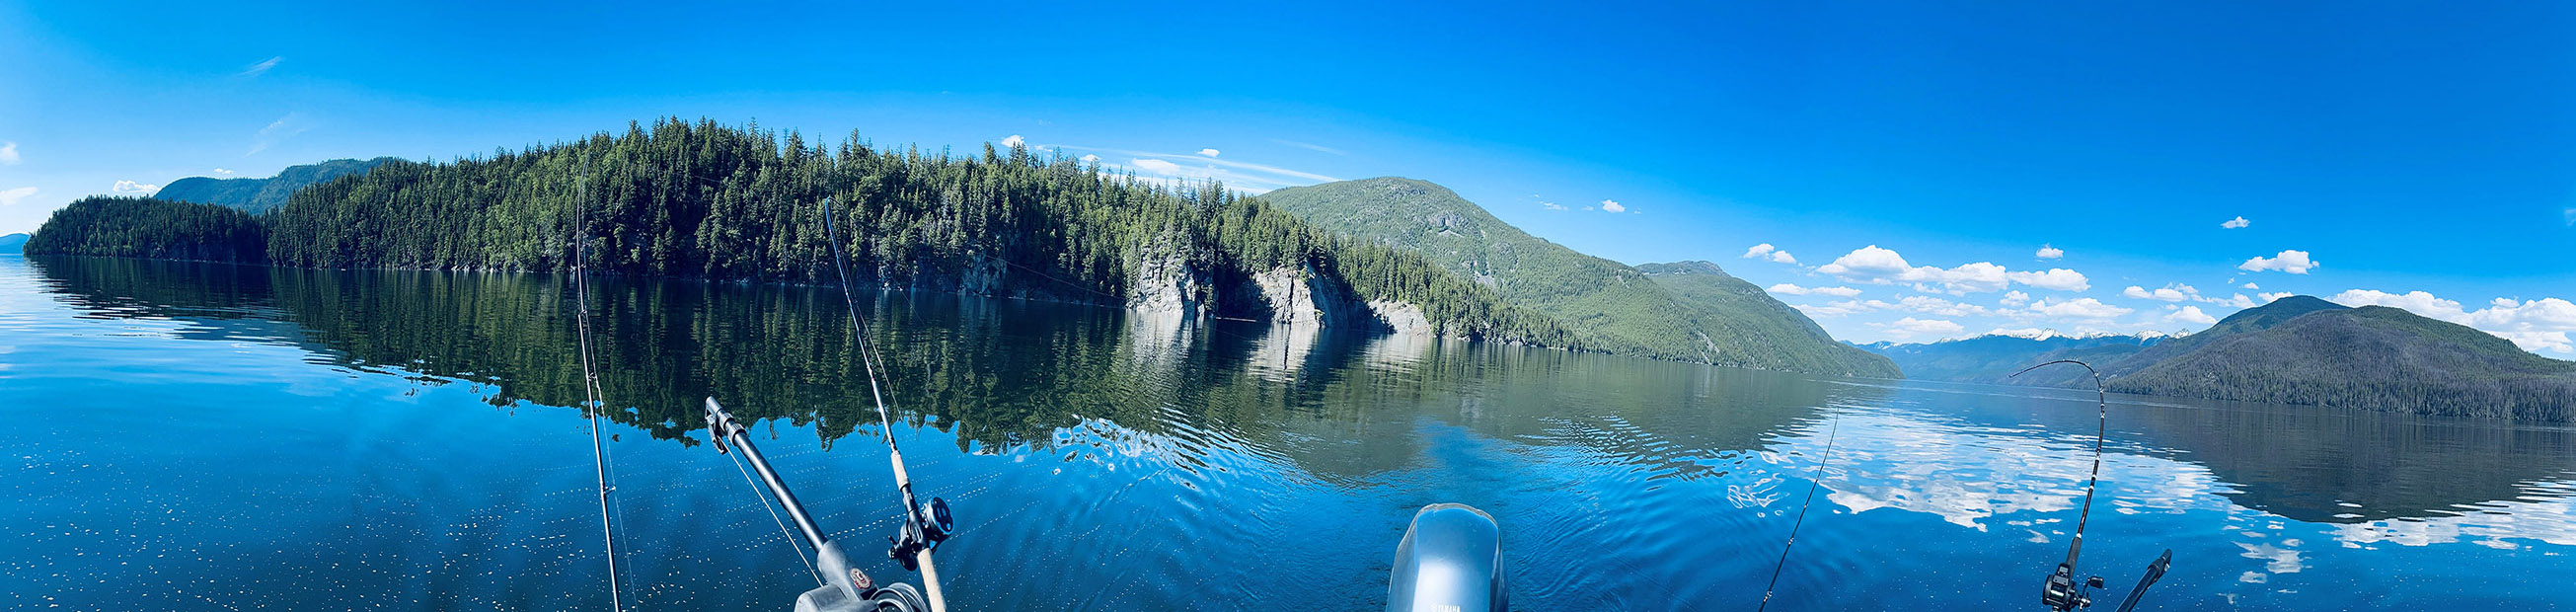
[1873,317,1966,340]
[1130,158,1182,175]
[1078,154,1100,164]
[1796,295,1990,318]
[1196,148,1221,157]
[0,141,18,165]
[2203,293,2258,308]
[2008,268,2090,292]
[2164,306,2219,326]
[1740,243,1796,265]
[1000,134,1026,148]
[2329,289,2576,353]
[212,168,235,176]
[2222,216,2250,229]
[0,186,36,206]
[2123,284,2198,302]
[1895,295,1993,317]
[2259,292,2295,303]
[1540,200,1567,211]
[112,180,160,194]
[2035,244,2064,259]
[1768,283,1861,297]
[2239,250,2319,274]
[1600,199,1626,213]
[238,56,282,77]
[2241,282,2259,290]
[2009,297,2133,321]
[2001,290,2031,306]
[1815,245,2088,293]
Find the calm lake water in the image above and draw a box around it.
[7,255,2576,610]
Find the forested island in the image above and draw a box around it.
[31,119,1584,347]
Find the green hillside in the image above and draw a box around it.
[1256,178,1897,377]
[2112,305,2576,420]
[1635,261,1899,376]
[156,157,404,213]
[2011,295,2350,388]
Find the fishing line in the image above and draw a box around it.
[725,443,826,586]
[568,152,628,611]
[1756,411,1844,612]
[2010,360,2109,572]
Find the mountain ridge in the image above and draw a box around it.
[1257,177,1897,377]
[156,157,406,213]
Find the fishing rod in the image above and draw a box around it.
[568,154,628,611]
[1756,413,1844,612]
[2009,359,2173,612]
[697,194,955,612]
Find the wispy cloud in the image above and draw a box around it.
[2565,208,2574,226]
[0,187,37,206]
[1196,148,1220,157]
[213,168,235,176]
[1058,144,1339,191]
[1000,134,1026,148]
[112,180,161,195]
[1272,139,1345,156]
[0,141,19,165]
[249,113,309,155]
[2035,244,2063,259]
[2222,215,2250,229]
[238,56,283,77]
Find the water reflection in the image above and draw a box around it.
[20,255,2576,609]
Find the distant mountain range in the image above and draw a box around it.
[1259,178,1898,377]
[155,158,404,213]
[0,233,27,254]
[1864,296,2576,420]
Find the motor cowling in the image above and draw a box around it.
[1387,503,1507,612]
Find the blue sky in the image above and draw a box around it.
[3,1,2571,353]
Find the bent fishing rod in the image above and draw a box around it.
[2010,359,2172,612]
[568,155,630,611]
[699,194,954,612]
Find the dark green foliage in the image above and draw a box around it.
[1635,261,1899,377]
[245,118,1566,344]
[2113,306,2576,420]
[24,197,268,263]
[1258,178,1895,377]
[155,157,405,214]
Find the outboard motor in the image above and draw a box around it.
[1387,503,1507,612]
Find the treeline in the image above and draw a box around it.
[38,118,1574,346]
[24,196,269,264]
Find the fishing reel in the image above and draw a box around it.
[888,497,955,570]
[2041,550,2174,612]
[2040,562,2102,610]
